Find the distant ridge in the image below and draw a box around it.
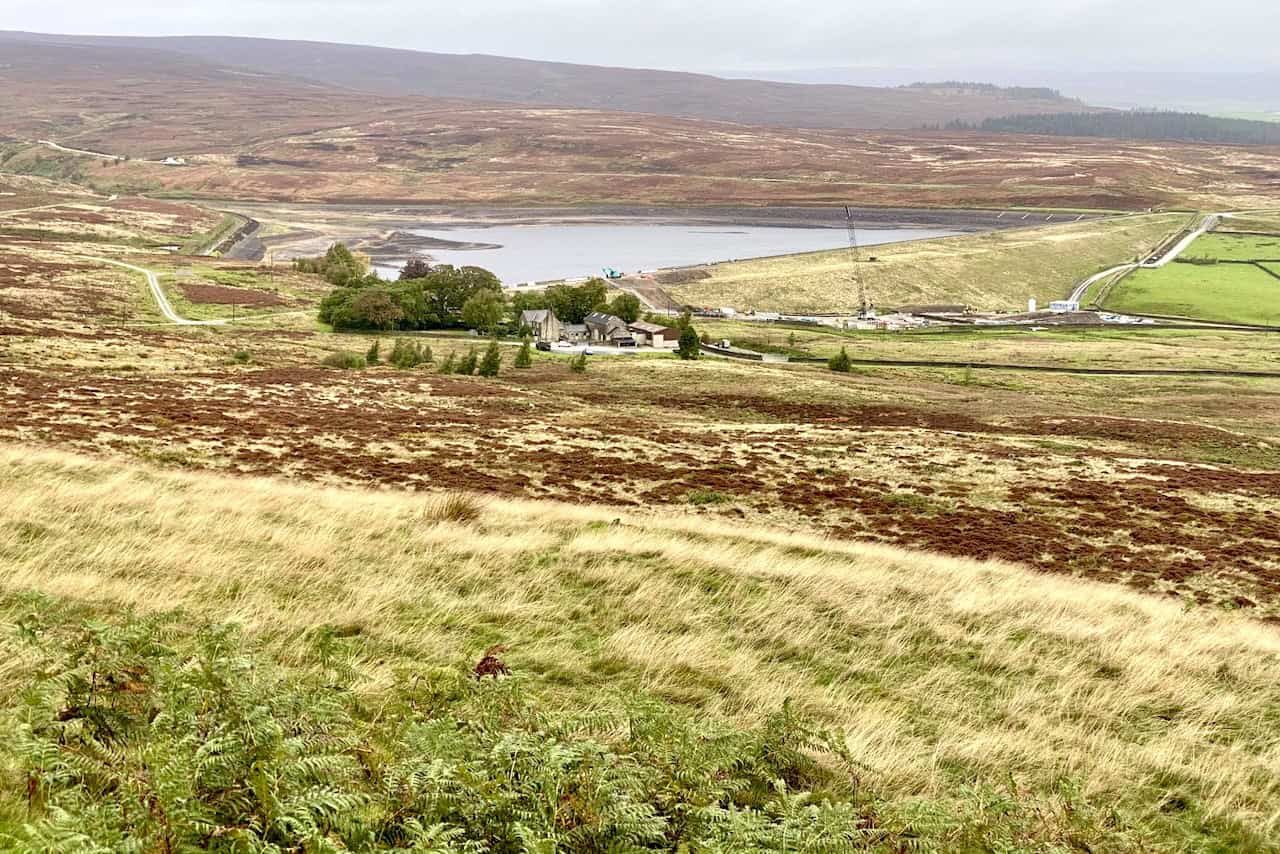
[0,30,1092,130]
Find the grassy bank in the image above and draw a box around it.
[666,214,1187,313]
[2,445,1279,849]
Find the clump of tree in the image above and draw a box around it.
[293,243,369,286]
[608,292,643,323]
[828,346,852,373]
[545,278,610,324]
[945,110,1280,145]
[904,81,1068,101]
[315,259,504,332]
[510,280,638,326]
[461,290,506,336]
[389,338,432,369]
[514,336,534,368]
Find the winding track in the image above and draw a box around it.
[1068,212,1225,307]
[84,257,225,326]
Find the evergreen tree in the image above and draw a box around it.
[514,336,534,368]
[828,346,852,373]
[477,340,503,377]
[365,338,381,365]
[456,347,478,376]
[570,351,588,373]
[677,326,701,360]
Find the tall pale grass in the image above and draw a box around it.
[2,444,1278,837]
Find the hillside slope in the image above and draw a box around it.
[2,445,1278,848]
[669,213,1190,312]
[0,31,1092,130]
[1,37,1277,209]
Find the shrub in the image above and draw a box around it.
[569,351,588,373]
[231,349,252,365]
[455,347,478,376]
[423,491,483,524]
[389,338,431,369]
[687,489,729,506]
[365,338,381,365]
[321,350,366,370]
[477,339,502,377]
[437,352,456,374]
[514,336,533,368]
[829,346,852,373]
[4,611,874,854]
[677,325,701,360]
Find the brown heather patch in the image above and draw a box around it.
[177,281,291,307]
[2,359,1278,617]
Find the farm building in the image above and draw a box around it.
[520,309,562,342]
[627,321,681,349]
[584,312,632,344]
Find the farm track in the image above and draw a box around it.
[81,256,225,326]
[1069,212,1222,306]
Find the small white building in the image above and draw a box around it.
[1049,300,1080,313]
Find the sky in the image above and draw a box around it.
[3,0,1278,73]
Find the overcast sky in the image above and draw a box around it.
[4,0,1278,73]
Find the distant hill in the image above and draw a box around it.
[1,34,1274,212]
[0,31,1091,130]
[718,66,1280,115]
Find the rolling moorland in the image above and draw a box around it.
[2,169,1280,847]
[0,31,1098,131]
[2,29,1280,849]
[1,37,1279,211]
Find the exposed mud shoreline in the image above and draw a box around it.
[215,202,1091,263]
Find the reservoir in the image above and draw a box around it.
[373,222,959,283]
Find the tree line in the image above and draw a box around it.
[304,246,644,333]
[940,110,1280,145]
[903,81,1067,101]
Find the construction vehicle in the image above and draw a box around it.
[843,205,876,320]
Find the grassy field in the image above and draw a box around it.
[3,446,1279,849]
[696,319,1280,371]
[1182,233,1280,262]
[1102,227,1280,326]
[666,213,1188,313]
[1106,265,1280,326]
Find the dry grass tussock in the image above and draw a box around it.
[2,444,1279,841]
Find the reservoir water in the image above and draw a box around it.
[374,222,959,283]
